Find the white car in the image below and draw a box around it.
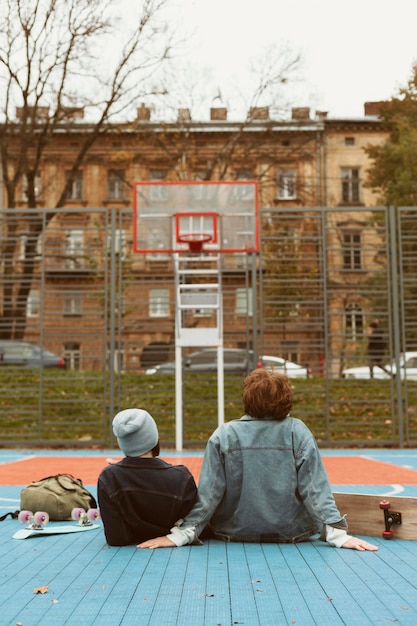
[259,355,312,378]
[342,352,417,380]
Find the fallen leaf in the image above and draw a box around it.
[33,586,48,594]
[51,599,59,604]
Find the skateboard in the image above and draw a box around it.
[13,507,100,540]
[333,492,417,540]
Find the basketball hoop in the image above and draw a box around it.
[178,233,212,253]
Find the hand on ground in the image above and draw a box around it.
[342,536,378,551]
[137,536,175,549]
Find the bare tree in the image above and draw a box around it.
[0,0,175,338]
[140,42,311,186]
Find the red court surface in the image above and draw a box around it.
[1,454,417,485]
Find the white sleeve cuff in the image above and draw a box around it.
[166,525,197,547]
[325,525,353,548]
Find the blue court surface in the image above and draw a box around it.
[1,448,417,625]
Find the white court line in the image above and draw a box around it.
[380,484,405,496]
[0,455,37,466]
[0,499,20,508]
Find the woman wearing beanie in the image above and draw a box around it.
[97,408,197,546]
[138,370,377,552]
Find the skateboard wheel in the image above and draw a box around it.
[379,500,390,510]
[34,511,49,525]
[71,507,86,520]
[87,508,100,522]
[382,530,394,539]
[18,510,33,524]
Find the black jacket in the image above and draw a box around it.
[97,456,198,546]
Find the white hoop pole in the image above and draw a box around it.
[217,346,224,427]
[175,345,183,451]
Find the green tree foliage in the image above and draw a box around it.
[365,63,417,206]
[365,65,417,351]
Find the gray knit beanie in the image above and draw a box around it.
[112,408,159,457]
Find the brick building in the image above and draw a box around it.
[0,103,388,372]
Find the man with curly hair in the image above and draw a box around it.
[138,369,377,551]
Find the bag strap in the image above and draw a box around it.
[0,511,19,521]
[55,474,84,491]
[54,474,97,507]
[36,473,84,491]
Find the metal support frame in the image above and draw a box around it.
[173,249,224,450]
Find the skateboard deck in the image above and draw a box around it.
[333,492,417,540]
[13,523,100,540]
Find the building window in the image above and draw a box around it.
[342,231,361,270]
[236,169,253,180]
[65,229,84,269]
[107,170,126,200]
[344,137,355,146]
[64,292,82,316]
[19,234,41,260]
[150,170,168,201]
[66,171,83,200]
[235,287,253,316]
[107,228,127,257]
[27,289,39,317]
[149,288,169,317]
[278,169,296,199]
[21,173,42,202]
[234,170,255,201]
[345,304,364,340]
[281,341,299,363]
[190,173,211,201]
[107,345,124,372]
[341,167,360,203]
[64,342,81,370]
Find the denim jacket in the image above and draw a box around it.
[169,415,347,544]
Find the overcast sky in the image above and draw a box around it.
[173,0,417,118]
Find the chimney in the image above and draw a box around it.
[315,110,328,120]
[364,101,385,116]
[291,107,311,120]
[249,106,269,120]
[57,107,85,120]
[137,103,151,121]
[177,108,191,122]
[210,107,227,121]
[16,106,50,120]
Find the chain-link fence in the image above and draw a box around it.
[0,206,416,448]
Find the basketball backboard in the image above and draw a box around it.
[133,180,259,254]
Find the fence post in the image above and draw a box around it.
[108,207,117,446]
[389,205,404,448]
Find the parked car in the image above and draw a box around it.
[259,355,312,378]
[0,341,66,368]
[145,348,312,378]
[145,348,255,375]
[342,352,417,380]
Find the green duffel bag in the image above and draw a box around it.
[20,473,97,520]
